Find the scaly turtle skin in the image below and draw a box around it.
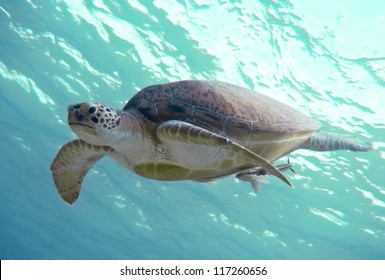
[50,80,372,205]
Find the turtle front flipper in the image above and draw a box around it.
[50,139,112,205]
[157,120,293,188]
[299,132,372,152]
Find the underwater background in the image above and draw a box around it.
[1,0,385,260]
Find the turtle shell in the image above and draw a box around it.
[123,80,320,161]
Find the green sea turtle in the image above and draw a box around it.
[50,80,372,205]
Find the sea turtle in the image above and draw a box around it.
[50,80,372,205]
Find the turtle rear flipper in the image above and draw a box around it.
[299,132,372,152]
[50,139,113,205]
[236,158,295,192]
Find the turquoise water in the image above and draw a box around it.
[1,0,385,260]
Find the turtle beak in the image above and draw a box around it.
[67,103,97,124]
[68,103,86,123]
[67,103,98,136]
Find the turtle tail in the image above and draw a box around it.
[298,132,372,152]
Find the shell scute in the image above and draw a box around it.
[224,117,253,138]
[155,100,193,122]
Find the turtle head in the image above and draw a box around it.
[68,102,121,145]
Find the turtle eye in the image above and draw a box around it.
[89,107,97,114]
[91,117,99,123]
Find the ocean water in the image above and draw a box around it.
[1,0,385,260]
